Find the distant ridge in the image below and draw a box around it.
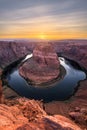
[0,38,49,42]
[0,38,87,44]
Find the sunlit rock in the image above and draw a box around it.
[0,98,81,130]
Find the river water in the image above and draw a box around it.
[5,54,86,102]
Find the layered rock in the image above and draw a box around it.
[0,98,81,130]
[33,43,59,68]
[0,41,32,68]
[0,80,2,103]
[69,107,87,127]
[19,43,60,85]
[52,40,87,69]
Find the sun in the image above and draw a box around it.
[39,34,46,39]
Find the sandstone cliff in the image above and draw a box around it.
[0,98,81,130]
[0,41,32,68]
[52,40,87,69]
[19,43,60,85]
[0,80,2,103]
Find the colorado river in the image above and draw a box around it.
[5,54,86,102]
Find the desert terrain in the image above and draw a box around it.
[0,39,87,130]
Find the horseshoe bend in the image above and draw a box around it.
[19,43,60,85]
[0,40,87,130]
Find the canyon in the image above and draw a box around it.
[19,43,60,85]
[0,40,87,130]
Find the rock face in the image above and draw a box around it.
[69,107,87,127]
[0,41,32,68]
[33,43,59,68]
[0,41,31,103]
[52,40,87,69]
[0,80,2,103]
[19,43,60,85]
[0,98,81,130]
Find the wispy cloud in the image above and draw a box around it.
[0,0,87,39]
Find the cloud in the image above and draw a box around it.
[0,0,87,38]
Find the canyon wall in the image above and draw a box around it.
[51,40,87,69]
[0,40,87,70]
[0,41,32,103]
[0,41,33,68]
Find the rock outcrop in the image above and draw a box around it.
[52,40,87,69]
[0,98,81,130]
[19,43,60,85]
[0,41,32,68]
[0,80,2,103]
[69,107,87,127]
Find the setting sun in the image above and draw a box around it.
[39,34,46,39]
[0,0,87,40]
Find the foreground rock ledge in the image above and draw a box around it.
[19,43,60,85]
[0,98,81,130]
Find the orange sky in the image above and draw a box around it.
[1,31,87,40]
[0,0,87,40]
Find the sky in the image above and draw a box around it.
[0,0,87,40]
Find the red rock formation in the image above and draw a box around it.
[44,80,87,129]
[33,43,59,68]
[16,115,81,130]
[0,80,2,103]
[0,41,32,68]
[19,43,60,85]
[69,107,87,126]
[52,41,87,69]
[0,40,87,69]
[0,98,81,130]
